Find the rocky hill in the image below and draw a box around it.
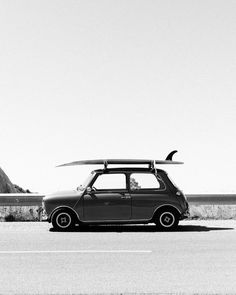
[0,167,30,193]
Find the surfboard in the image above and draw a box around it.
[56,150,183,168]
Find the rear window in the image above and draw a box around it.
[130,173,164,190]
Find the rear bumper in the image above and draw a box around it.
[180,208,190,220]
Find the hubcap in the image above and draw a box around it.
[160,212,175,228]
[56,212,71,228]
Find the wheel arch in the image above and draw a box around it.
[151,204,181,222]
[49,206,80,223]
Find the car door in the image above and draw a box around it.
[83,173,131,221]
[129,172,167,220]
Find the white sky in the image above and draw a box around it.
[0,0,236,194]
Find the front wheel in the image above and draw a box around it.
[52,211,75,231]
[154,210,179,230]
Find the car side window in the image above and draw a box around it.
[93,174,126,190]
[130,173,162,190]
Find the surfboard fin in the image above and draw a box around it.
[165,150,178,161]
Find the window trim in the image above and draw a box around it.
[91,172,128,191]
[128,172,166,192]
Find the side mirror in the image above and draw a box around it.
[86,187,92,193]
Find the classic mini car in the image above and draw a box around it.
[43,151,189,231]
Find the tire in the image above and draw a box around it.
[52,210,75,231]
[154,209,179,230]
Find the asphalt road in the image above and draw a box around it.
[0,220,236,294]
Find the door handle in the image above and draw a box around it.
[121,194,131,199]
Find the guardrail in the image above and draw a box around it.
[186,194,236,205]
[0,193,236,221]
[0,194,236,206]
[0,194,44,206]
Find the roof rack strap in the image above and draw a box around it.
[149,160,155,169]
[104,161,108,169]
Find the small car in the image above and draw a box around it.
[43,152,189,231]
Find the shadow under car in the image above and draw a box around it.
[49,224,234,232]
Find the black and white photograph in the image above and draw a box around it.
[0,0,236,294]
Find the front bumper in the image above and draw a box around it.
[41,201,49,221]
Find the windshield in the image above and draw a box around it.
[77,172,95,191]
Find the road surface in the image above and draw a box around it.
[0,220,236,294]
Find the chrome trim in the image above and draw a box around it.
[49,205,80,222]
[56,212,72,229]
[81,218,148,223]
[129,172,166,192]
[159,212,175,228]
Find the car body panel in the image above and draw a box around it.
[130,190,181,220]
[44,190,83,219]
[43,167,189,225]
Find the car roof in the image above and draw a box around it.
[92,167,166,174]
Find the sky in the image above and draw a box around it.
[0,0,236,194]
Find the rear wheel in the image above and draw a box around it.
[52,210,75,231]
[154,209,179,230]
